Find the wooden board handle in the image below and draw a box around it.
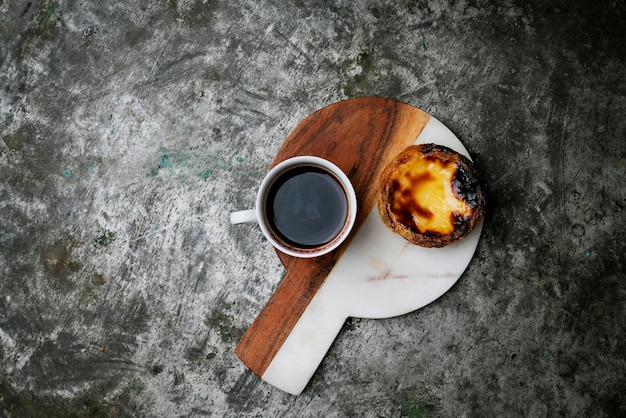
[234,252,339,377]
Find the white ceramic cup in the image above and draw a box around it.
[230,156,357,258]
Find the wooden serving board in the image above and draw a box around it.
[235,97,483,395]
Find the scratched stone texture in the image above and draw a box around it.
[0,0,625,417]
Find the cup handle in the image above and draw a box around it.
[230,209,258,224]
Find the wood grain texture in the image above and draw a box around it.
[235,98,430,377]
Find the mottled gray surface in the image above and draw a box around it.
[1,0,625,417]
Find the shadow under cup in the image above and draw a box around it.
[259,159,356,257]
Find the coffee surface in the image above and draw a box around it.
[267,167,347,248]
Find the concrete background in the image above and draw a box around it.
[1,0,624,417]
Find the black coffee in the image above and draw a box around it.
[267,166,348,248]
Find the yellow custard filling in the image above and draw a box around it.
[389,158,471,234]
